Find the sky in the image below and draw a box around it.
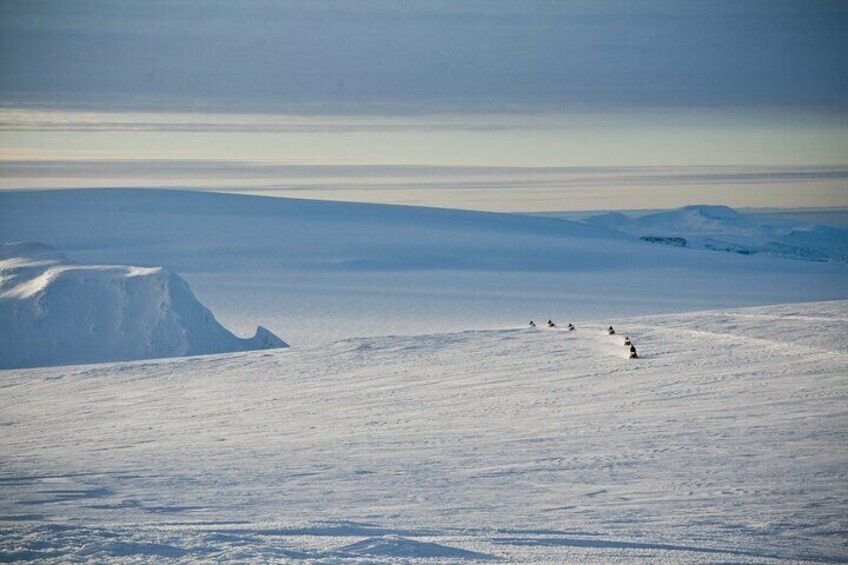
[1,0,846,211]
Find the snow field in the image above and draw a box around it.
[1,301,846,563]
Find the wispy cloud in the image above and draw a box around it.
[0,109,557,133]
[2,159,847,184]
[2,160,846,211]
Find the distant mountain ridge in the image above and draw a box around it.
[580,205,848,262]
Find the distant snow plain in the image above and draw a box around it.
[0,189,845,347]
[1,189,846,563]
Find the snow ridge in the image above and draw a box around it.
[0,242,286,369]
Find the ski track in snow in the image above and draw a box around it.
[1,301,847,563]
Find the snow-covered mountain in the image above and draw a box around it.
[582,204,848,261]
[1,301,845,563]
[0,242,286,369]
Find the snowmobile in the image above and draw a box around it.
[623,337,632,346]
[547,320,556,328]
[608,326,616,335]
[629,345,638,359]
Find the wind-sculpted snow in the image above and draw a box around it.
[0,242,286,369]
[0,302,845,563]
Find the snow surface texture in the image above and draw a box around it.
[1,301,846,563]
[580,205,848,262]
[0,242,286,369]
[0,190,846,347]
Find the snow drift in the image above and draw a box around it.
[0,242,286,369]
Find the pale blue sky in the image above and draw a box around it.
[1,1,846,210]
